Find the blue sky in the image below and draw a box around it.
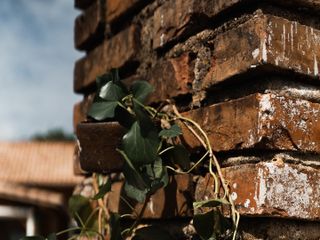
[0,0,83,140]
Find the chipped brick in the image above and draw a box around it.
[74,25,140,93]
[76,122,125,173]
[108,174,193,219]
[195,160,320,220]
[181,93,320,153]
[74,0,104,51]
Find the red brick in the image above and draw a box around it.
[152,0,242,49]
[106,0,142,23]
[181,93,320,153]
[74,25,140,93]
[148,53,194,103]
[153,0,320,49]
[74,0,104,50]
[202,13,320,90]
[108,174,193,219]
[195,159,320,220]
[73,95,95,132]
[76,122,125,173]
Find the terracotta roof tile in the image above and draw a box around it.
[0,141,83,187]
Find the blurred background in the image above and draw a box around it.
[0,0,84,239]
[0,0,81,140]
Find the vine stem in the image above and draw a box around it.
[172,105,240,239]
[92,174,110,236]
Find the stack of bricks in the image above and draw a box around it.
[73,0,320,239]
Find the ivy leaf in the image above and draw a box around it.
[193,199,230,209]
[193,210,216,240]
[93,178,112,200]
[110,212,123,240]
[118,149,148,202]
[169,144,190,171]
[133,101,155,135]
[194,210,232,240]
[99,81,126,101]
[88,101,118,120]
[124,182,149,203]
[46,233,57,240]
[143,158,169,194]
[133,226,173,240]
[122,121,160,166]
[96,73,113,89]
[68,195,95,228]
[114,106,135,129]
[131,81,154,103]
[20,237,45,240]
[159,124,182,138]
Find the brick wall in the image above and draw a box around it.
[73,0,320,239]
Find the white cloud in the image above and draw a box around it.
[0,0,83,140]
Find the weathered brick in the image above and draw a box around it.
[153,0,242,49]
[77,122,125,173]
[73,144,87,175]
[181,93,320,152]
[240,217,320,240]
[74,0,104,51]
[74,25,140,93]
[148,53,194,103]
[153,0,320,49]
[106,0,143,23]
[108,174,193,219]
[73,95,95,131]
[75,0,93,10]
[195,160,320,220]
[202,13,320,90]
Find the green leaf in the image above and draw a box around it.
[193,198,230,209]
[193,210,216,240]
[20,237,45,240]
[88,101,118,120]
[133,101,155,135]
[93,178,112,200]
[115,106,135,129]
[124,182,148,203]
[130,81,154,103]
[68,195,94,228]
[46,233,57,240]
[110,212,123,240]
[169,144,190,171]
[118,149,148,202]
[133,226,173,240]
[122,121,160,166]
[96,69,120,89]
[96,73,113,89]
[99,81,126,101]
[159,124,182,138]
[143,158,169,193]
[194,210,232,240]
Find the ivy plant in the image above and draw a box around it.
[21,69,240,240]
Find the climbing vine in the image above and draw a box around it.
[21,69,240,240]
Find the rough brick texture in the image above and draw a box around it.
[73,0,320,238]
[77,122,125,173]
[74,25,139,92]
[74,0,104,50]
[108,175,193,219]
[106,0,143,23]
[181,93,320,153]
[196,159,320,220]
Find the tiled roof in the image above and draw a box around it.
[0,141,83,187]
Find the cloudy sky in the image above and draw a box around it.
[0,0,83,140]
